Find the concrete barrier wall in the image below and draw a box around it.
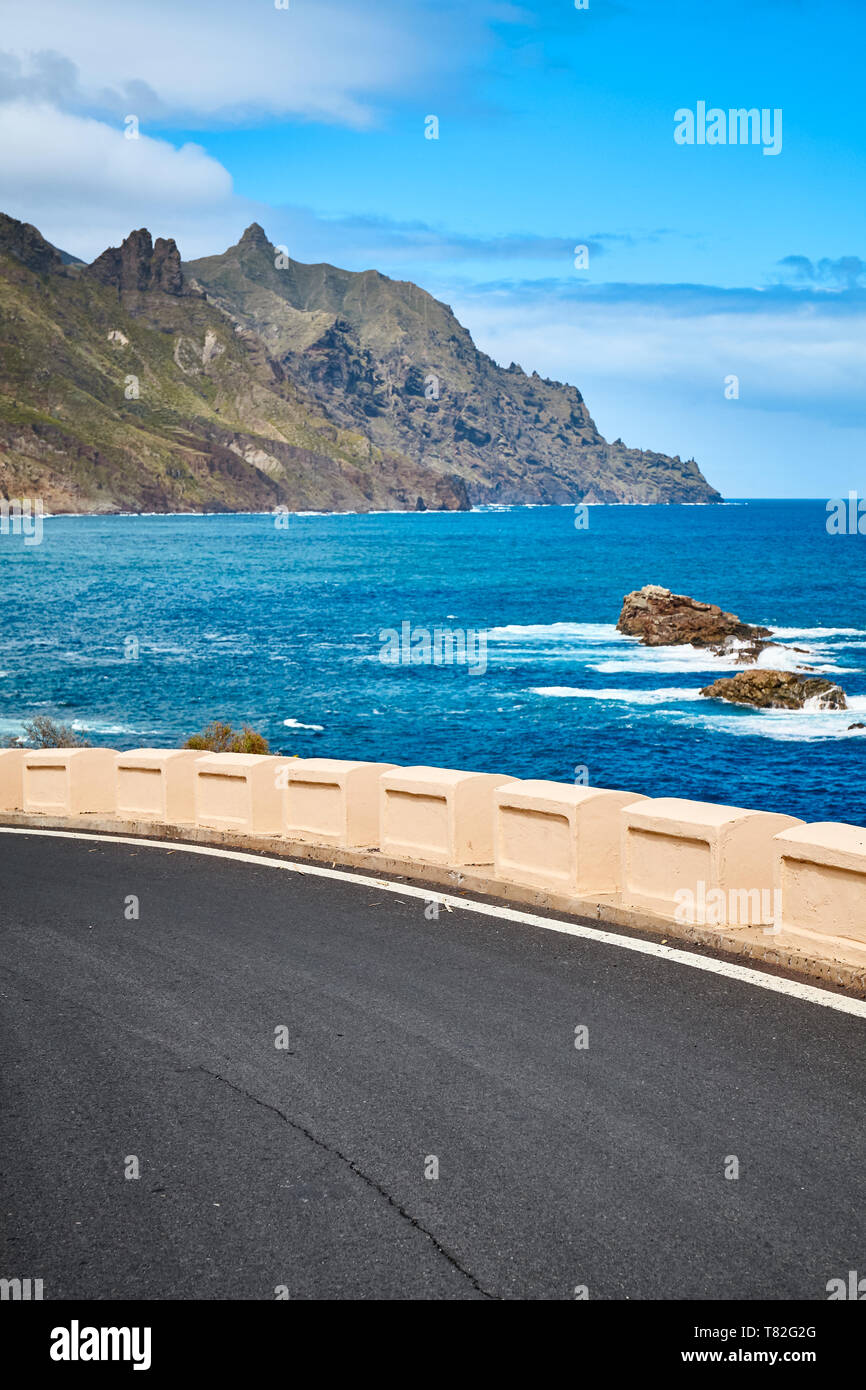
[23,748,118,815]
[380,766,514,866]
[774,823,866,965]
[285,758,395,848]
[194,752,293,836]
[495,782,645,896]
[1,745,863,978]
[0,749,24,811]
[621,797,803,926]
[116,749,203,825]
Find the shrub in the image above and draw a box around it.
[183,720,234,753]
[183,721,270,755]
[230,726,271,755]
[2,715,92,749]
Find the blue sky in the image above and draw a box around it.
[1,0,863,496]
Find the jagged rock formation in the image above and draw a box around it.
[701,671,848,710]
[0,211,722,514]
[86,229,188,296]
[617,585,772,659]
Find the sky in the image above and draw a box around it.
[0,0,864,497]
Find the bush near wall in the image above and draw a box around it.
[2,716,91,749]
[183,721,270,755]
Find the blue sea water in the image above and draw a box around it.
[2,500,865,826]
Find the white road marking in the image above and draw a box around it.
[2,826,865,1019]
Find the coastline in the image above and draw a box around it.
[31,499,748,520]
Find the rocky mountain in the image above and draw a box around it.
[0,211,721,513]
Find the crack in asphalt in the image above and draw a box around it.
[189,1063,495,1300]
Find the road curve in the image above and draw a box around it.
[1,831,863,1301]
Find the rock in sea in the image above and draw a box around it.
[617,585,772,661]
[700,670,847,711]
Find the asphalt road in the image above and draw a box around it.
[1,831,864,1301]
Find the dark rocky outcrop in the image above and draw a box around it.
[0,211,75,273]
[700,670,847,710]
[617,585,772,659]
[86,229,186,295]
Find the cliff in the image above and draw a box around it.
[0,212,721,513]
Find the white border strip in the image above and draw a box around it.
[3,827,866,1019]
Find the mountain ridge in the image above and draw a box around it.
[0,211,721,513]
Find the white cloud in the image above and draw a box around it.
[0,0,467,128]
[443,284,866,496]
[0,0,495,257]
[0,102,260,259]
[447,286,866,422]
[0,103,231,206]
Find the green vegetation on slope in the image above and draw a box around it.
[0,212,720,512]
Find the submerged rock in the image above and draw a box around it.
[617,585,772,659]
[700,670,847,710]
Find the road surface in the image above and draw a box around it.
[1,830,863,1300]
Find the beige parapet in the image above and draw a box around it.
[284,758,396,847]
[116,749,205,825]
[194,752,295,836]
[622,797,803,926]
[495,781,647,896]
[0,749,25,811]
[23,748,118,816]
[773,823,866,962]
[380,765,516,866]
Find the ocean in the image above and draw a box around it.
[2,499,864,826]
